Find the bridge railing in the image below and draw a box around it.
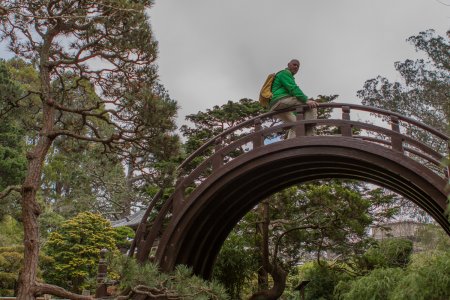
[132,102,449,261]
[178,102,448,183]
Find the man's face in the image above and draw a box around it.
[287,60,300,75]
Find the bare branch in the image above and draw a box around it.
[33,283,93,300]
[435,0,450,6]
[272,210,320,262]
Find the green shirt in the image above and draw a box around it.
[269,69,308,107]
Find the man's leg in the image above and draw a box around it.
[270,97,299,139]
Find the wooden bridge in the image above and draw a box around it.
[128,102,450,278]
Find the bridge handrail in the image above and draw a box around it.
[178,102,448,173]
[132,102,449,262]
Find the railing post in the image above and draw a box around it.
[390,115,404,152]
[95,248,108,298]
[341,106,352,137]
[253,118,263,148]
[212,138,223,170]
[173,176,185,216]
[295,106,306,137]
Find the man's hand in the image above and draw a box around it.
[306,99,318,109]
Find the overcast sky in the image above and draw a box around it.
[0,1,448,127]
[149,0,449,126]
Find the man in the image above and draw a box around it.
[269,59,318,139]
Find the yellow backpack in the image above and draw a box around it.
[258,73,276,108]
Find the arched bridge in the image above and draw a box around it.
[129,102,450,278]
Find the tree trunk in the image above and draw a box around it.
[248,261,287,300]
[17,50,55,299]
[256,202,269,290]
[249,200,288,300]
[17,135,53,299]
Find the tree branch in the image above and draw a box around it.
[33,283,93,300]
[0,185,22,199]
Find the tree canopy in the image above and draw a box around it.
[358,29,449,133]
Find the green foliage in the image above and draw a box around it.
[112,256,229,299]
[358,29,449,134]
[0,61,27,219]
[40,143,129,218]
[1,0,181,218]
[1,1,180,296]
[43,212,118,293]
[0,246,23,296]
[112,226,135,251]
[0,59,23,107]
[181,98,265,156]
[339,250,450,300]
[286,261,349,300]
[391,250,450,300]
[415,223,450,251]
[0,245,52,296]
[0,119,26,190]
[212,231,258,299]
[341,267,404,300]
[360,238,413,270]
[38,211,65,240]
[210,180,399,297]
[0,215,23,247]
[269,181,395,268]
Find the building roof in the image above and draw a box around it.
[110,210,145,228]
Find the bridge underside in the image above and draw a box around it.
[156,137,449,278]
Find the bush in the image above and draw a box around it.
[42,212,118,293]
[0,246,52,296]
[285,261,350,300]
[341,267,404,300]
[212,232,257,299]
[361,238,413,269]
[390,250,450,300]
[111,256,229,299]
[112,226,135,252]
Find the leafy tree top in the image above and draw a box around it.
[0,0,173,156]
[358,29,449,133]
[44,212,118,292]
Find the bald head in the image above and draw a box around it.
[287,59,300,75]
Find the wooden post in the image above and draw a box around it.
[341,106,352,136]
[212,138,223,170]
[253,118,263,148]
[173,176,185,216]
[295,106,306,137]
[390,115,403,152]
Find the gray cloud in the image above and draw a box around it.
[150,0,449,126]
[1,1,448,127]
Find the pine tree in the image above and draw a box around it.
[0,1,179,298]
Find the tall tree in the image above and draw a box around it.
[181,98,266,154]
[42,212,118,293]
[247,181,398,299]
[358,30,449,134]
[0,1,178,298]
[358,29,449,219]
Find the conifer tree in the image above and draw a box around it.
[0,1,179,298]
